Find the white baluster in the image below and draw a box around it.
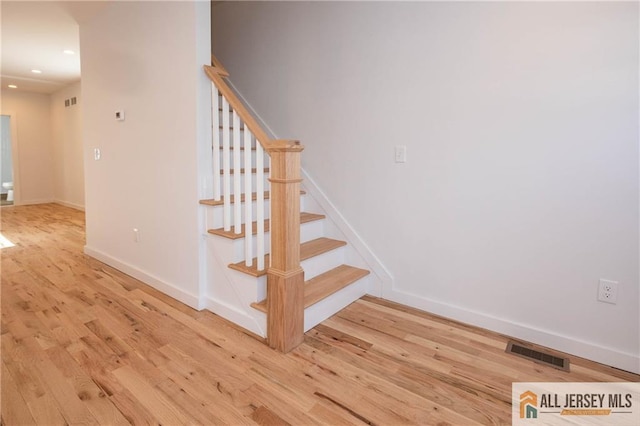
[233,111,242,234]
[212,85,220,201]
[265,153,271,268]
[244,129,253,266]
[222,97,231,232]
[256,142,265,271]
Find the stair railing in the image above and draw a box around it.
[204,56,305,352]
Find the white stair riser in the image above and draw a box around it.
[205,195,307,233]
[231,219,324,263]
[206,235,351,303]
[217,149,268,169]
[207,217,324,263]
[216,172,270,196]
[215,127,253,143]
[206,200,272,230]
[303,275,371,332]
[301,246,345,281]
[231,233,271,263]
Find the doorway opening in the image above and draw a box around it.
[1,115,14,206]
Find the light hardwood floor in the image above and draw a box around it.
[1,203,638,425]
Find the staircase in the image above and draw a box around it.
[200,56,371,352]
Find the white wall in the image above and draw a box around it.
[0,90,55,204]
[80,1,211,308]
[51,82,84,210]
[213,2,640,372]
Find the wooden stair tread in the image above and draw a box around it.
[207,212,324,240]
[304,265,370,307]
[229,237,346,277]
[217,146,256,151]
[199,190,305,207]
[251,265,370,313]
[220,168,269,175]
[218,125,246,130]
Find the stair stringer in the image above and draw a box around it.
[300,169,394,300]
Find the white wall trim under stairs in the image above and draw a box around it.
[54,200,85,211]
[16,198,56,206]
[386,286,640,374]
[300,170,393,298]
[203,235,267,337]
[84,245,202,310]
[202,296,265,337]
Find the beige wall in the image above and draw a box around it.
[1,90,54,205]
[51,82,84,210]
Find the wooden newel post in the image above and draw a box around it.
[266,140,305,352]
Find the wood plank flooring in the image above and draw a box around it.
[2,203,638,425]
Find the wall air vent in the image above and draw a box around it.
[506,341,570,372]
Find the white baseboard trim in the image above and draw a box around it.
[84,245,201,310]
[202,296,266,338]
[54,200,85,211]
[385,286,640,374]
[15,198,55,206]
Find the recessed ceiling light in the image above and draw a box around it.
[8,85,17,89]
[63,50,75,55]
[31,69,42,74]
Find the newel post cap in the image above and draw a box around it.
[267,140,304,153]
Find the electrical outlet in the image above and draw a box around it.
[598,279,618,304]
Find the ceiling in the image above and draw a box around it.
[1,1,108,94]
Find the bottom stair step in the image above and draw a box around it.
[250,264,370,313]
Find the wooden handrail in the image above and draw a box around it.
[210,54,229,77]
[205,55,306,353]
[204,65,272,147]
